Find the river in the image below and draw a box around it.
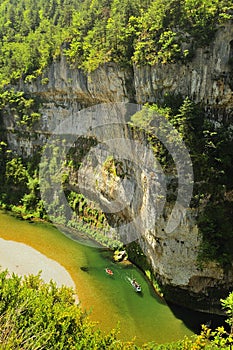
[0,210,202,345]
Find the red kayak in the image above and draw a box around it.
[105,268,113,275]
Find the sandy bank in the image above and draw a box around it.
[0,237,78,301]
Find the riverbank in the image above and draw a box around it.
[0,237,78,299]
[1,208,168,301]
[2,208,164,297]
[0,209,194,344]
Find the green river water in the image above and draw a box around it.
[0,210,196,345]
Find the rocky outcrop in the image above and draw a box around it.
[76,128,233,313]
[3,21,233,313]
[134,23,233,121]
[140,207,233,314]
[17,23,233,114]
[20,58,134,105]
[8,22,232,149]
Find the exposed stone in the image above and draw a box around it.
[2,22,233,313]
[134,23,233,120]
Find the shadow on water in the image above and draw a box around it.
[136,291,144,298]
[0,210,215,344]
[80,266,89,272]
[167,301,227,334]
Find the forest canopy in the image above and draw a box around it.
[0,0,233,85]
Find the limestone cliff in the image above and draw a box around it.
[3,22,233,313]
[135,23,233,118]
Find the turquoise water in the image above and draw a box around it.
[0,210,194,345]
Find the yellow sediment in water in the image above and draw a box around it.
[0,210,194,344]
[0,212,117,327]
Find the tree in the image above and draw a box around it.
[221,292,233,335]
[0,270,120,349]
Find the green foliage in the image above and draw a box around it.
[126,241,151,272]
[0,271,233,349]
[102,155,118,177]
[159,98,233,266]
[0,0,232,81]
[130,98,233,266]
[0,0,80,85]
[0,136,43,215]
[3,157,29,205]
[0,270,122,349]
[36,138,123,248]
[63,0,233,69]
[1,91,232,265]
[0,88,44,211]
[221,292,233,334]
[197,202,233,266]
[6,158,28,186]
[0,89,41,129]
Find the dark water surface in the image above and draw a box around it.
[1,210,223,345]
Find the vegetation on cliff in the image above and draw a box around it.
[0,0,233,348]
[0,90,233,264]
[0,89,122,248]
[0,0,233,85]
[129,99,233,267]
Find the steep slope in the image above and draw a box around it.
[1,21,233,313]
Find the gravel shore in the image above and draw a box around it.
[0,237,78,299]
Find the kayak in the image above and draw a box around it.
[128,277,141,292]
[105,268,113,275]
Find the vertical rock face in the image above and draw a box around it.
[21,56,134,105]
[134,23,233,120]
[5,58,135,156]
[2,23,233,313]
[140,207,233,313]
